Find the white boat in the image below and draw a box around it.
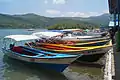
[28,29,34,31]
[32,31,63,38]
[32,30,109,42]
[2,35,79,72]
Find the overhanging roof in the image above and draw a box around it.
[108,0,120,14]
[4,35,39,41]
[108,0,117,14]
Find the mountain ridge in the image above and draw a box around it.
[0,13,110,29]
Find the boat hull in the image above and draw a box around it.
[61,36,110,42]
[76,53,105,62]
[2,48,77,72]
[78,45,112,55]
[34,43,112,55]
[34,39,111,53]
[69,40,110,47]
[33,43,112,62]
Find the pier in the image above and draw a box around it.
[108,0,120,80]
[104,47,115,80]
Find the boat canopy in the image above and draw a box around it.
[32,32,63,38]
[4,35,39,41]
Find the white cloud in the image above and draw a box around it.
[61,14,65,17]
[53,0,66,4]
[103,10,109,13]
[46,9,61,15]
[44,0,48,4]
[60,11,104,17]
[46,9,108,17]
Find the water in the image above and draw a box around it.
[0,29,103,80]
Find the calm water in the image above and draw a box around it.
[0,29,103,80]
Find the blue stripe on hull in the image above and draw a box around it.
[4,55,69,72]
[2,48,70,72]
[38,63,69,72]
[9,56,69,72]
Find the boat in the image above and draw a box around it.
[35,39,110,47]
[32,31,63,38]
[32,30,110,43]
[27,29,34,31]
[31,31,112,62]
[59,30,109,42]
[30,40,112,54]
[27,40,112,62]
[31,31,110,46]
[28,39,112,62]
[2,35,80,72]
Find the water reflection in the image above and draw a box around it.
[3,55,68,80]
[0,29,103,80]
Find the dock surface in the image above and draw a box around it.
[104,47,115,80]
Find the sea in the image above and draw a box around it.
[0,29,104,80]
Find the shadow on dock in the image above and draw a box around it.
[71,61,103,68]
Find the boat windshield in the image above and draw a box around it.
[3,38,36,49]
[2,38,15,49]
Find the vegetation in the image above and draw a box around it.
[0,13,109,29]
[47,23,98,30]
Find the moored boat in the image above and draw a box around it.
[31,31,112,62]
[28,39,112,62]
[35,39,110,47]
[59,30,109,42]
[32,30,110,43]
[27,29,34,31]
[30,39,112,54]
[2,35,80,72]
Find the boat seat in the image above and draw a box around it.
[12,46,23,53]
[23,48,38,54]
[21,46,55,56]
[21,46,45,56]
[23,48,44,56]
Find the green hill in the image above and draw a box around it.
[0,13,35,28]
[0,13,110,29]
[13,13,50,28]
[78,13,110,26]
[58,13,110,26]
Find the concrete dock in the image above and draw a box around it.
[104,47,115,80]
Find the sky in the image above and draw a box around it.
[0,0,109,17]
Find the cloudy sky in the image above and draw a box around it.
[0,0,109,17]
